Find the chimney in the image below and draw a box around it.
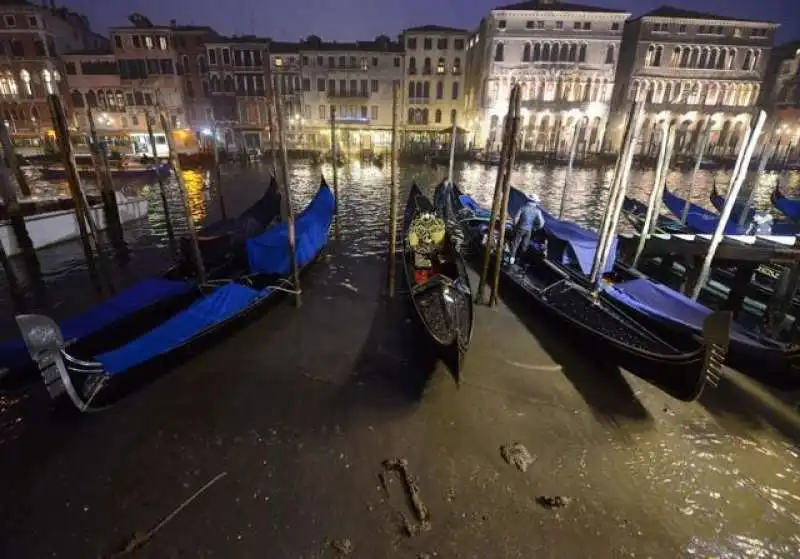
[170,19,177,27]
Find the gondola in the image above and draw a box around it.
[500,187,800,389]
[15,178,336,411]
[0,179,283,379]
[403,183,474,379]
[710,182,799,236]
[662,188,746,235]
[621,196,689,234]
[772,183,800,222]
[447,186,732,402]
[179,176,282,274]
[37,161,171,182]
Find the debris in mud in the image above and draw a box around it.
[331,538,353,555]
[536,496,572,509]
[500,442,536,472]
[381,458,431,536]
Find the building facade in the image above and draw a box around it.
[297,35,404,154]
[0,2,100,155]
[465,0,629,155]
[610,6,777,157]
[401,25,469,149]
[760,41,800,162]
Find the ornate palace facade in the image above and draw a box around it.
[464,0,629,154]
[610,6,777,156]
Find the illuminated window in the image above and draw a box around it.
[274,56,283,68]
[436,57,445,74]
[159,36,167,50]
[145,36,153,49]
[42,69,53,94]
[20,69,30,96]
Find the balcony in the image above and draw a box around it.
[408,97,429,105]
[327,91,370,100]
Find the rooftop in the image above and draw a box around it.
[638,5,776,24]
[403,25,469,34]
[495,0,627,14]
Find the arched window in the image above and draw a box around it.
[450,109,457,125]
[437,57,445,74]
[453,57,461,73]
[435,108,442,123]
[550,43,559,61]
[664,82,673,103]
[210,74,220,92]
[671,47,681,67]
[653,45,663,67]
[689,47,699,68]
[742,50,752,71]
[717,49,726,70]
[559,43,568,61]
[85,89,97,107]
[408,80,415,98]
[198,54,207,73]
[97,90,106,107]
[533,43,541,61]
[409,56,416,73]
[422,108,429,124]
[569,43,577,62]
[423,81,430,98]
[605,45,614,64]
[679,47,689,67]
[699,48,709,68]
[223,75,234,92]
[415,82,423,97]
[578,44,587,62]
[181,55,189,75]
[30,106,39,121]
[542,43,550,61]
[436,80,443,99]
[495,43,504,62]
[41,69,54,94]
[407,108,414,124]
[423,57,432,73]
[752,50,760,71]
[20,69,30,96]
[646,45,655,66]
[727,48,735,70]
[116,90,124,107]
[523,43,531,62]
[70,90,84,108]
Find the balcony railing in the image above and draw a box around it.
[327,91,370,99]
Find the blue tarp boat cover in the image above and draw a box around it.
[96,283,266,375]
[247,184,335,275]
[603,278,755,341]
[774,191,800,221]
[508,187,617,276]
[710,190,799,235]
[662,189,745,235]
[458,195,491,219]
[0,278,193,370]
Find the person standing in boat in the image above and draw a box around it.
[509,194,545,265]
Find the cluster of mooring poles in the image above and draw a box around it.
[475,82,522,307]
[387,80,400,297]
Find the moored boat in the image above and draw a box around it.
[709,183,799,236]
[772,184,800,222]
[35,160,171,182]
[449,187,732,402]
[15,179,336,411]
[404,183,474,379]
[0,191,148,257]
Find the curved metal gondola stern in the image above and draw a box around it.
[701,311,733,391]
[15,314,107,412]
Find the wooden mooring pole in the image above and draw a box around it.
[47,93,111,294]
[387,81,400,298]
[159,112,206,284]
[447,114,458,186]
[690,110,766,301]
[682,121,714,225]
[0,121,30,197]
[489,84,522,308]
[632,121,676,268]
[0,150,25,307]
[558,116,584,219]
[272,78,301,307]
[330,107,340,240]
[738,134,775,229]
[475,91,515,304]
[211,120,227,219]
[146,112,176,252]
[0,122,39,275]
[86,106,126,256]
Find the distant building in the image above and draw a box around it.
[107,14,202,156]
[610,6,778,157]
[171,22,220,136]
[267,41,302,150]
[0,2,105,155]
[464,0,628,155]
[760,41,800,163]
[205,36,271,150]
[298,35,404,154]
[401,25,469,150]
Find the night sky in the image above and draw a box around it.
[61,0,799,44]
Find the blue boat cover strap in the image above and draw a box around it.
[0,278,193,370]
[774,192,800,221]
[96,283,268,375]
[246,185,335,275]
[458,195,491,219]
